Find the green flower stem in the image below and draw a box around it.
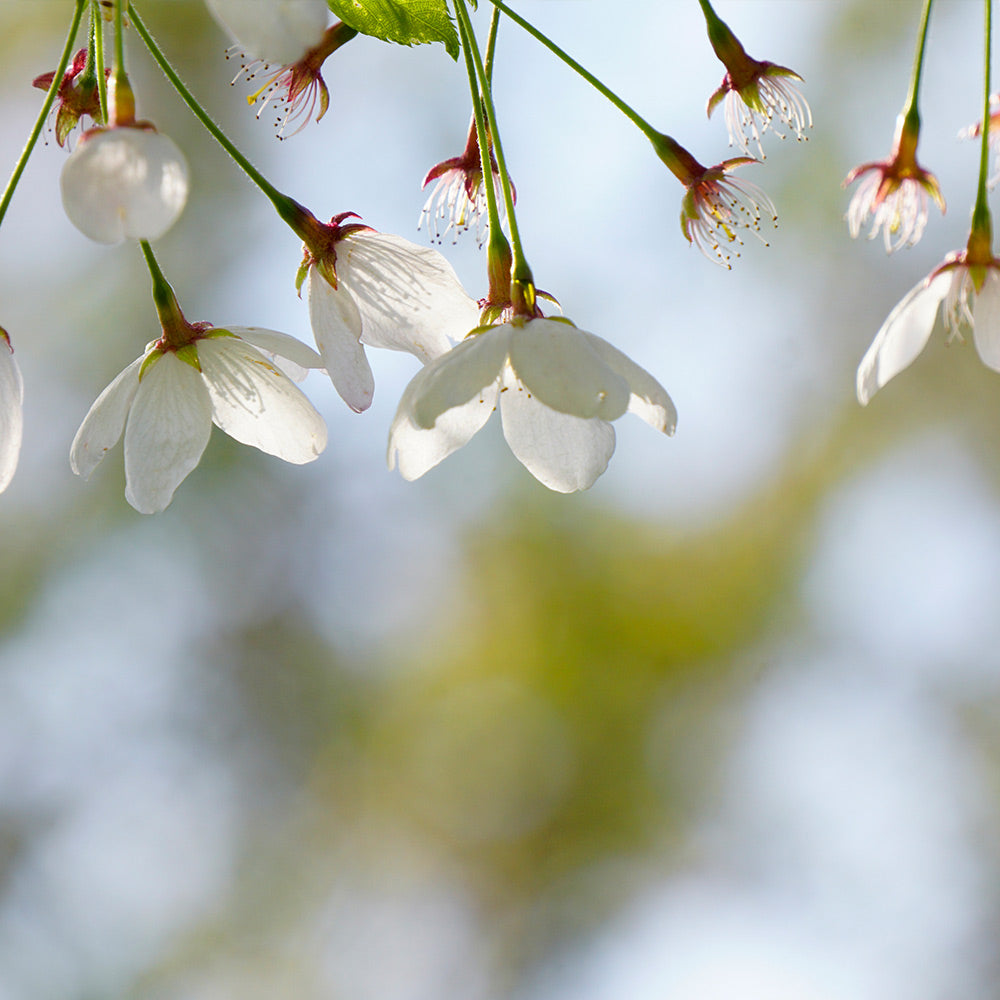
[455,0,534,309]
[129,6,310,240]
[139,239,178,323]
[93,0,108,123]
[455,3,503,242]
[901,0,934,131]
[0,0,87,229]
[972,0,993,238]
[484,4,501,83]
[480,0,660,145]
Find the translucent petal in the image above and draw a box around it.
[69,355,143,479]
[856,270,951,405]
[206,0,328,64]
[972,269,1000,371]
[226,327,323,382]
[579,331,677,433]
[123,353,212,514]
[198,337,327,464]
[60,128,189,245]
[338,233,480,362]
[509,319,630,420]
[0,342,23,493]
[499,369,616,493]
[388,366,500,481]
[409,328,507,430]
[307,266,374,412]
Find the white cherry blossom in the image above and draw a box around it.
[71,328,326,513]
[60,126,189,244]
[857,254,1000,405]
[0,330,23,494]
[388,317,676,492]
[306,229,481,412]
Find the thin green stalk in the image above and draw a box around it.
[113,0,125,70]
[0,0,87,228]
[484,5,501,82]
[456,6,503,240]
[480,0,659,143]
[93,0,108,122]
[455,0,529,288]
[974,0,993,227]
[901,0,934,127]
[129,6,303,232]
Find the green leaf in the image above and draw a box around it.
[326,0,459,59]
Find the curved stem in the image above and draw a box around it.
[479,0,659,143]
[93,0,108,122]
[0,0,87,229]
[484,4,501,82]
[902,0,934,125]
[129,5,308,236]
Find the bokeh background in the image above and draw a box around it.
[1,1,999,997]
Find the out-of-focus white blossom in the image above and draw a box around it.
[0,330,23,494]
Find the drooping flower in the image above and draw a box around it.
[700,0,811,157]
[295,209,481,412]
[32,48,106,148]
[844,113,945,252]
[961,95,1000,188]
[387,317,676,493]
[856,228,1000,404]
[71,327,327,513]
[0,328,23,495]
[419,119,508,245]
[60,125,189,243]
[207,0,354,137]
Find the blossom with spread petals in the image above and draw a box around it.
[32,48,106,148]
[844,113,945,252]
[419,120,507,245]
[296,210,481,412]
[71,328,327,513]
[208,0,354,137]
[388,317,676,493]
[0,329,23,494]
[700,0,811,157]
[857,239,1000,405]
[60,125,189,243]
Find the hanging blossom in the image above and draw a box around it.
[857,225,1000,405]
[388,316,676,493]
[419,119,508,246]
[32,48,106,149]
[0,329,23,495]
[294,208,481,413]
[844,113,945,252]
[961,95,1000,188]
[700,0,811,158]
[654,134,775,268]
[60,73,188,245]
[71,326,327,514]
[207,0,355,137]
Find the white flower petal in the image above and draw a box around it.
[579,331,677,433]
[70,355,144,480]
[856,269,951,405]
[198,336,327,464]
[228,327,323,371]
[206,0,329,65]
[509,319,630,421]
[972,269,1000,371]
[0,340,23,493]
[307,266,374,412]
[388,368,500,481]
[338,232,480,362]
[61,128,188,245]
[123,353,212,514]
[499,368,616,492]
[409,328,508,430]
